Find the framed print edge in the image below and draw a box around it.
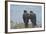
[5,1,45,33]
[5,1,8,33]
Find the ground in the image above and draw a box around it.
[11,23,32,29]
[11,23,41,29]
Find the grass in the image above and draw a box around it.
[11,23,32,29]
[10,20,42,29]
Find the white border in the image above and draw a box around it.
[8,2,44,32]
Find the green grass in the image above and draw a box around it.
[11,23,32,29]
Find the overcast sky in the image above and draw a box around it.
[10,4,42,24]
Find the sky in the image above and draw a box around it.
[10,4,42,25]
